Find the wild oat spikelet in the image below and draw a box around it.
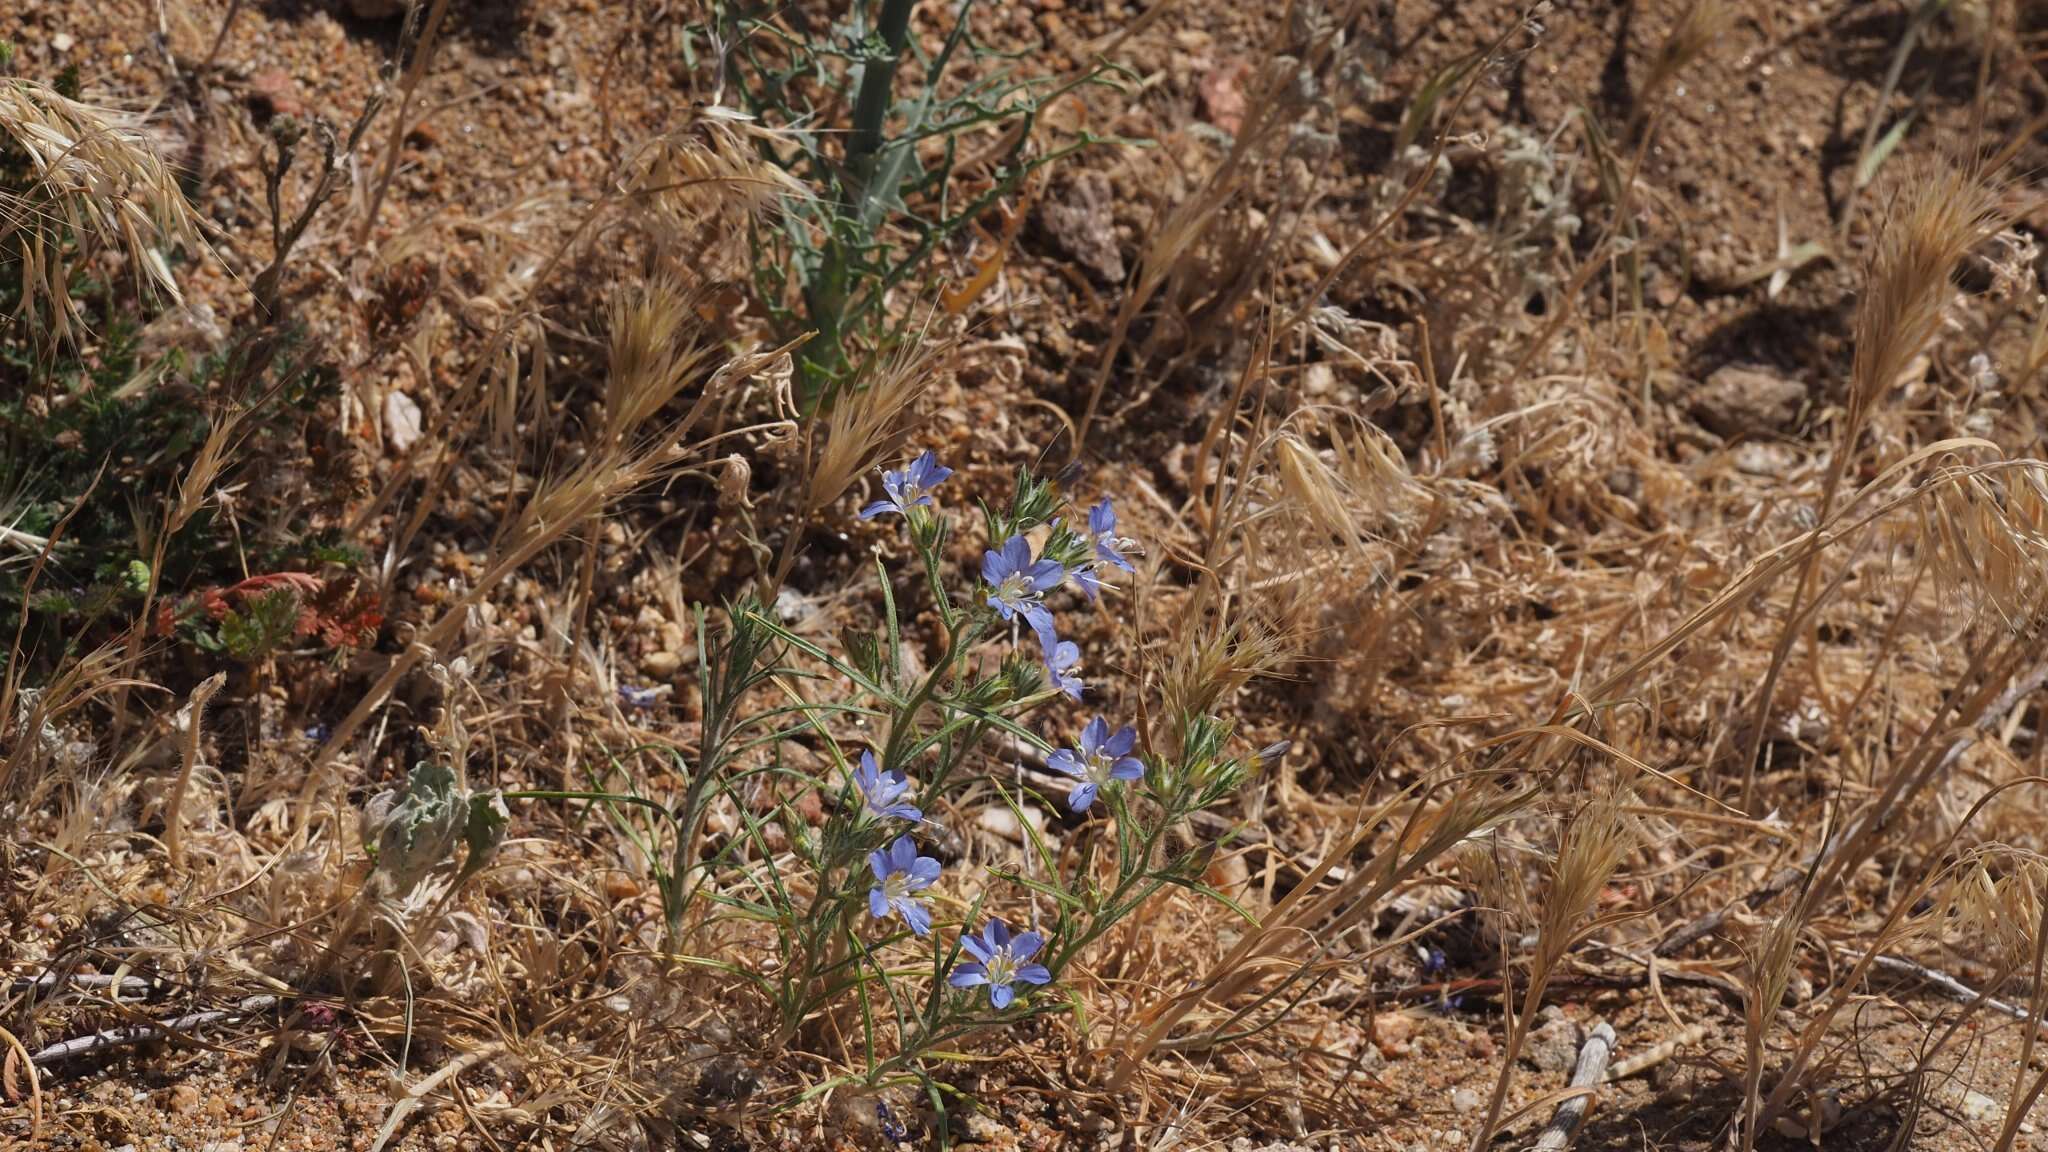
[1271,411,1419,551]
[639,107,809,227]
[605,273,716,444]
[0,80,203,350]
[806,336,940,514]
[1850,165,2003,419]
[1537,793,1637,963]
[1920,464,2048,627]
[1949,849,2048,972]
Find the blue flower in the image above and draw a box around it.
[1038,631,1083,701]
[854,750,922,822]
[1089,498,1136,568]
[982,535,1063,635]
[1065,500,1135,601]
[860,450,952,520]
[1046,716,1143,813]
[866,834,942,936]
[618,683,661,709]
[947,918,1052,1009]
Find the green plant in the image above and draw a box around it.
[710,0,1116,400]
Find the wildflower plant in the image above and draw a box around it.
[524,448,1262,1116]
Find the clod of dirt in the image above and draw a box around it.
[245,69,302,120]
[1039,170,1125,283]
[1687,364,1808,439]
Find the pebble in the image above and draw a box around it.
[1373,1010,1417,1058]
[1451,1088,1481,1114]
[1526,1013,1582,1073]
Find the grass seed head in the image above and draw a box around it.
[0,80,202,351]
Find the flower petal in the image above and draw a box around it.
[1069,782,1097,812]
[982,549,1007,585]
[959,934,992,964]
[1104,725,1136,758]
[1047,750,1084,779]
[1110,756,1144,781]
[858,500,897,520]
[885,802,923,822]
[948,964,988,987]
[869,888,889,919]
[1010,931,1044,961]
[986,918,1011,951]
[989,982,1015,1010]
[1002,535,1031,570]
[1081,716,1109,755]
[868,849,889,881]
[1015,964,1052,986]
[889,834,918,871]
[909,856,942,884]
[899,899,932,937]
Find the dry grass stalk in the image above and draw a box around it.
[162,672,227,871]
[0,80,203,351]
[1116,769,1539,1083]
[298,438,690,824]
[1735,162,2002,806]
[1468,795,1638,1152]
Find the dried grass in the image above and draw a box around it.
[0,80,203,350]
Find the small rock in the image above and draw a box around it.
[171,1082,202,1113]
[1731,441,1798,477]
[1526,1014,1582,1073]
[384,389,423,454]
[1198,58,1250,135]
[1372,1010,1417,1058]
[51,32,75,53]
[1959,1089,2000,1123]
[1038,170,1124,283]
[1688,364,1806,439]
[1451,1087,1481,1114]
[642,650,683,677]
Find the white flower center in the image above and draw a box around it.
[1085,750,1120,786]
[983,947,1017,987]
[883,873,915,901]
[997,573,1034,602]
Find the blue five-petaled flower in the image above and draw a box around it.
[854,750,922,822]
[1038,630,1084,701]
[948,918,1052,1009]
[1087,498,1136,573]
[1067,500,1135,600]
[867,834,941,936]
[982,535,1064,636]
[860,450,953,520]
[1046,716,1143,813]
